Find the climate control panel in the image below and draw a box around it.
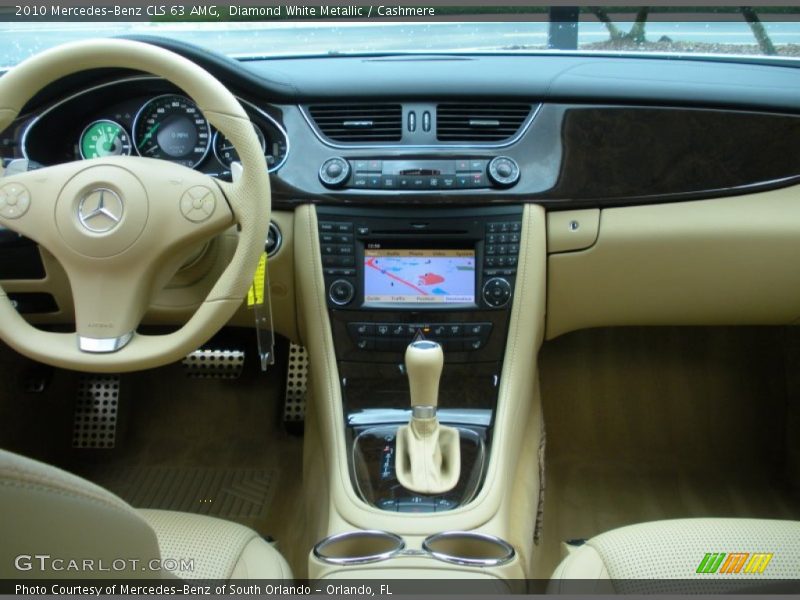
[318,157,520,190]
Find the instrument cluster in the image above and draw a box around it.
[22,81,289,175]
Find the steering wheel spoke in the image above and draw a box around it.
[0,162,81,249]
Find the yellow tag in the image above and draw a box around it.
[247,252,267,307]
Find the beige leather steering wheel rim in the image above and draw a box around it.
[0,39,270,372]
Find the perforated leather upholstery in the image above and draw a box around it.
[139,510,291,579]
[0,450,291,580]
[550,519,800,593]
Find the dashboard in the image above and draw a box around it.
[3,38,800,212]
[2,35,800,357]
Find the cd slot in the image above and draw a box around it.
[368,229,469,236]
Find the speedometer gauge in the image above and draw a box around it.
[79,120,132,159]
[133,95,210,168]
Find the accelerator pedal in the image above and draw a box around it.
[283,342,308,429]
[182,348,245,379]
[72,374,120,449]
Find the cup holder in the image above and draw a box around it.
[422,532,515,567]
[313,530,406,565]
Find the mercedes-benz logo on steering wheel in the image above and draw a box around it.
[78,188,124,233]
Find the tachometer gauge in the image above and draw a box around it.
[79,120,132,159]
[133,94,210,168]
[212,124,267,169]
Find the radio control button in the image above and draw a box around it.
[319,157,351,188]
[487,156,520,188]
[329,279,355,306]
[322,255,355,267]
[483,277,512,308]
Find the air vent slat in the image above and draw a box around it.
[308,104,402,143]
[436,103,532,142]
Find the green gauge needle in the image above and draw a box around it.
[139,122,161,147]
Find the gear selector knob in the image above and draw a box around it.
[405,340,444,410]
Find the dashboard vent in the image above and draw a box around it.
[436,103,532,142]
[307,104,402,143]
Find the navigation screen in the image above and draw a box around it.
[363,249,475,305]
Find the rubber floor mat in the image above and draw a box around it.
[98,466,275,519]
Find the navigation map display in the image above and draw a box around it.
[363,248,475,305]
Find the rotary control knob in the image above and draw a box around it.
[482,277,512,308]
[329,279,355,306]
[319,157,351,188]
[487,156,520,188]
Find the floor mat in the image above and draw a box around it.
[97,466,276,520]
[533,326,800,578]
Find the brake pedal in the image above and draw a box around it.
[283,343,308,426]
[182,348,245,379]
[72,375,120,449]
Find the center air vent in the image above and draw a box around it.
[436,103,532,142]
[307,104,402,143]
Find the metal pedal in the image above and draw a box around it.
[283,343,308,424]
[72,375,120,449]
[182,348,245,379]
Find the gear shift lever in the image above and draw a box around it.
[395,340,461,494]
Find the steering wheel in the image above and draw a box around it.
[0,40,270,372]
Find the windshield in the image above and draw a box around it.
[3,7,800,69]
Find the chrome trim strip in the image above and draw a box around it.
[21,75,290,173]
[299,102,542,150]
[78,331,134,353]
[313,530,405,566]
[422,531,516,567]
[347,407,492,427]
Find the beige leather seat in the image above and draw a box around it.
[0,449,292,579]
[551,519,800,592]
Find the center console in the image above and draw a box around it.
[315,205,523,514]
